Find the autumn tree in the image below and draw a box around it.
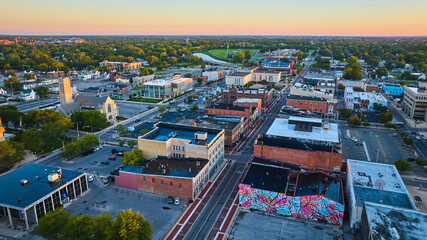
[121,149,144,166]
[111,209,153,240]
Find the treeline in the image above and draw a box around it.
[38,208,152,240]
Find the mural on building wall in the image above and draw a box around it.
[239,184,344,225]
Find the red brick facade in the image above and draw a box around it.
[286,98,337,118]
[221,87,273,108]
[233,99,262,111]
[115,172,196,199]
[254,143,342,171]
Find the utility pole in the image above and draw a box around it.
[76,122,80,138]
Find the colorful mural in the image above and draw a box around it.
[239,184,344,225]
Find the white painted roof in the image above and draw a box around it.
[234,98,261,103]
[266,118,339,144]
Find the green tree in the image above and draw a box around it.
[394,159,411,171]
[0,141,25,172]
[122,149,144,166]
[111,209,153,240]
[363,120,371,126]
[416,157,426,167]
[338,83,345,90]
[119,139,125,147]
[21,128,44,151]
[37,208,70,240]
[34,86,50,98]
[402,71,411,80]
[158,106,166,114]
[347,56,358,66]
[233,51,244,63]
[343,64,362,80]
[347,115,361,126]
[93,213,114,240]
[127,140,137,148]
[378,113,393,123]
[4,77,21,91]
[61,134,100,159]
[184,73,192,78]
[62,215,94,240]
[296,51,304,61]
[191,105,199,113]
[71,110,109,131]
[296,65,304,74]
[140,67,150,76]
[339,108,352,119]
[384,122,397,129]
[403,137,413,145]
[25,73,35,80]
[376,67,388,78]
[116,124,128,137]
[0,105,23,127]
[244,50,251,61]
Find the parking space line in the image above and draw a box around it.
[375,135,387,160]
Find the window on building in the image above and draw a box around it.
[179,183,182,188]
[152,178,155,183]
[170,181,173,187]
[161,179,163,185]
[143,176,146,181]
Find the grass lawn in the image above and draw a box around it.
[131,87,144,91]
[203,49,261,62]
[391,73,403,80]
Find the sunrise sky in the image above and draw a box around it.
[0,0,426,36]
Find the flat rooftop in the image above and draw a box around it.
[121,157,208,178]
[295,172,343,204]
[0,163,84,209]
[234,98,261,103]
[363,202,427,240]
[209,103,253,112]
[405,86,427,95]
[266,118,339,144]
[143,79,172,86]
[228,72,251,77]
[242,162,290,193]
[229,212,343,240]
[347,160,415,209]
[287,94,328,102]
[258,136,339,153]
[142,122,222,145]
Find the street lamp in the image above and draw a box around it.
[58,138,65,151]
[76,122,81,138]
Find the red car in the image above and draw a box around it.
[108,156,116,160]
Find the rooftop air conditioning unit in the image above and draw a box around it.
[20,179,28,185]
[48,173,60,182]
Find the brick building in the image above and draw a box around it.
[254,136,342,171]
[286,95,338,119]
[46,71,65,79]
[115,157,209,199]
[206,103,258,126]
[221,87,273,108]
[233,98,262,112]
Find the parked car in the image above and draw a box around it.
[108,156,116,160]
[88,175,94,182]
[416,136,422,140]
[110,169,119,176]
[116,165,124,170]
[174,197,180,205]
[101,161,110,165]
[107,176,115,183]
[168,196,174,204]
[111,149,119,154]
[116,152,124,157]
[407,158,415,162]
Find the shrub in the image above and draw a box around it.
[384,122,397,129]
[416,157,426,166]
[403,137,413,145]
[347,115,361,126]
[394,159,412,171]
[363,120,370,126]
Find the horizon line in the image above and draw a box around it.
[0,34,426,38]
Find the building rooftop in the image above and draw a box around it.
[294,172,343,204]
[347,160,416,209]
[75,95,109,107]
[405,86,427,95]
[228,72,251,77]
[0,164,84,209]
[258,135,339,153]
[242,162,290,193]
[143,79,172,86]
[266,117,339,144]
[141,122,223,145]
[287,94,328,102]
[121,157,208,178]
[209,103,254,112]
[234,98,261,103]
[363,202,427,240]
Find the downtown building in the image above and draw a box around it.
[286,95,338,119]
[254,116,342,172]
[402,85,427,121]
[221,86,273,108]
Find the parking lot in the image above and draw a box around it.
[65,183,184,240]
[41,146,130,177]
[340,123,367,161]
[116,102,150,118]
[350,128,413,164]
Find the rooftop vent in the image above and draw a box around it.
[20,179,28,185]
[48,173,60,182]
